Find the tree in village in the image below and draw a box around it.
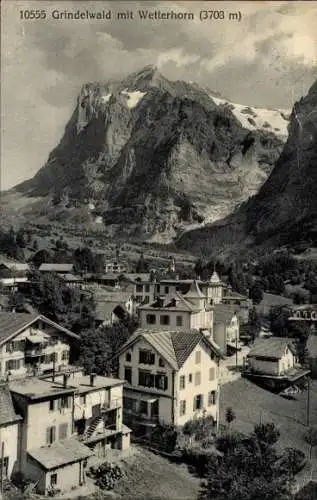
[249,282,263,304]
[248,307,262,341]
[200,422,293,500]
[225,407,236,429]
[135,252,149,273]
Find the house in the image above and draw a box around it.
[9,376,92,495]
[39,263,75,274]
[0,384,22,479]
[59,273,83,289]
[104,262,126,274]
[306,333,317,378]
[0,312,79,380]
[116,327,223,431]
[0,261,30,276]
[138,281,213,335]
[92,287,134,327]
[213,304,240,354]
[44,371,131,456]
[201,271,226,305]
[246,337,299,376]
[8,370,130,495]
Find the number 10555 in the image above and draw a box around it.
[19,10,47,20]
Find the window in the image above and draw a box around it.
[123,397,137,412]
[136,295,143,302]
[46,426,56,444]
[139,349,155,364]
[61,350,69,361]
[59,396,71,409]
[209,367,215,381]
[195,371,201,386]
[59,423,68,440]
[5,359,23,371]
[139,370,154,388]
[156,285,161,294]
[125,352,132,362]
[160,315,170,325]
[50,473,57,487]
[164,286,169,294]
[176,316,183,327]
[155,373,168,390]
[208,391,217,406]
[180,400,186,416]
[49,399,55,411]
[179,375,186,390]
[138,371,168,390]
[136,284,143,293]
[195,351,201,364]
[80,395,86,405]
[139,400,148,415]
[159,358,165,367]
[124,367,132,384]
[188,374,193,383]
[145,284,150,293]
[193,394,203,411]
[146,314,156,325]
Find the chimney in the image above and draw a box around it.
[63,373,70,388]
[90,373,96,387]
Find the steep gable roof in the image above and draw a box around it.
[0,385,22,426]
[0,312,79,346]
[247,337,297,359]
[116,328,223,369]
[183,280,205,299]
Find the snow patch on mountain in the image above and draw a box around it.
[211,95,290,138]
[121,89,147,109]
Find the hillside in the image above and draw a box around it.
[1,65,287,242]
[177,78,317,257]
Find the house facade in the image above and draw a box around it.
[0,313,79,381]
[7,370,130,495]
[138,281,214,336]
[246,337,299,376]
[116,328,222,431]
[213,305,240,354]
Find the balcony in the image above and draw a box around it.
[101,399,121,411]
[123,408,159,425]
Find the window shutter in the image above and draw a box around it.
[52,426,56,443]
[201,395,204,408]
[155,374,159,389]
[46,427,51,444]
[164,376,168,391]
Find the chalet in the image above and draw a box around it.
[92,287,134,327]
[246,337,299,377]
[0,312,79,380]
[116,328,223,431]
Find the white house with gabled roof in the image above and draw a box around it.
[0,312,79,381]
[115,327,223,430]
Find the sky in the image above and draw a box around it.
[1,0,317,190]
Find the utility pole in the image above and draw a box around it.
[0,441,4,496]
[307,376,311,427]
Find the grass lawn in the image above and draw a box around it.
[112,445,201,500]
[220,377,317,486]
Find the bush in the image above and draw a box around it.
[88,462,123,490]
[181,447,219,477]
[277,447,306,475]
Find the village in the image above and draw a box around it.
[1,250,317,500]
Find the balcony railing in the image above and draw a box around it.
[101,399,121,411]
[123,408,159,423]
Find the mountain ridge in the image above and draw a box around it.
[3,66,288,241]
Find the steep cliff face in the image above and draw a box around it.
[13,66,286,240]
[177,79,317,253]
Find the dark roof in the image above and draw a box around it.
[247,337,297,359]
[260,293,293,308]
[39,263,74,272]
[139,292,199,312]
[0,385,22,426]
[28,439,93,470]
[116,328,223,369]
[0,312,80,346]
[183,280,205,299]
